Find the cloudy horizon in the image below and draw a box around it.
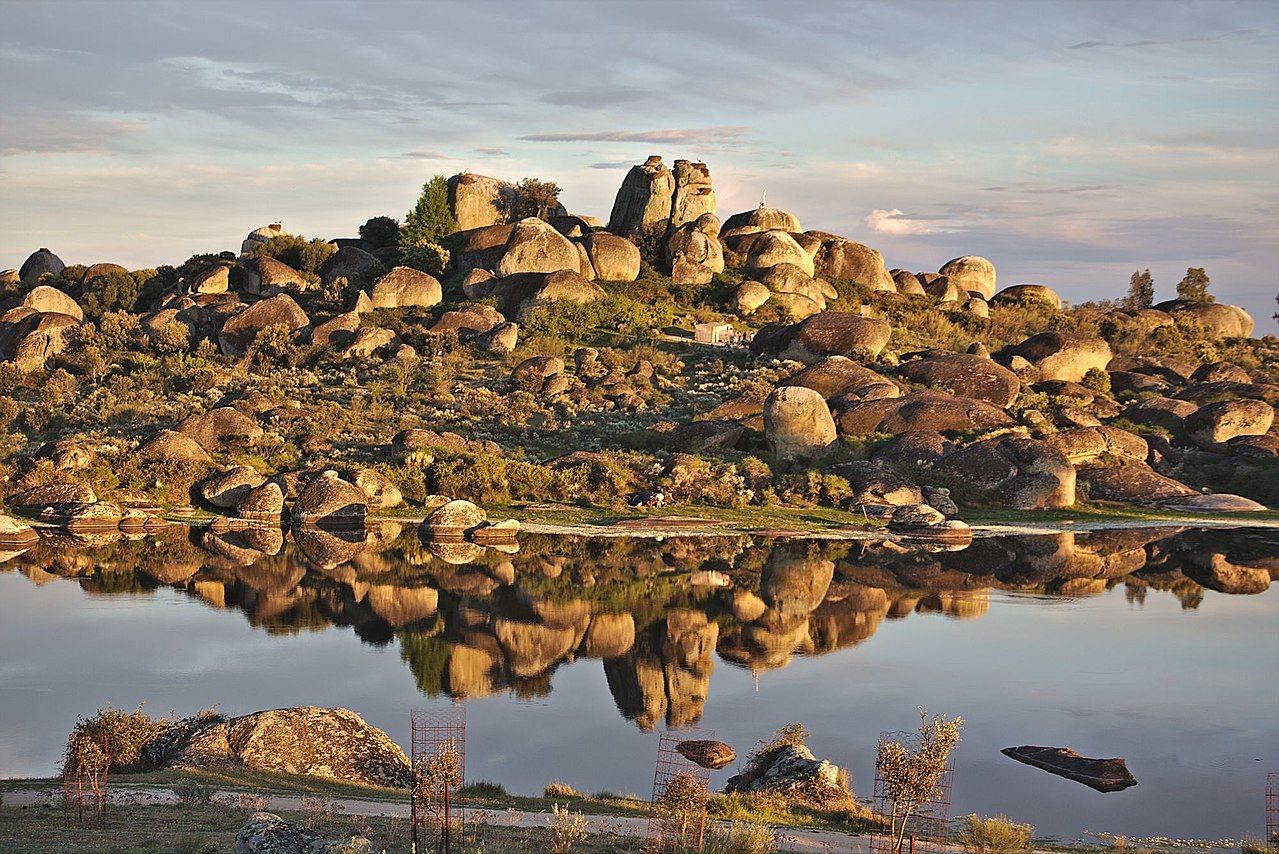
[2,0,1276,327]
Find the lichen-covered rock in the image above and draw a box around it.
[939,255,996,300]
[0,310,80,371]
[1001,332,1111,383]
[764,386,837,464]
[1155,300,1255,338]
[746,230,815,277]
[607,155,677,239]
[731,280,772,314]
[726,744,841,794]
[582,232,641,281]
[344,326,398,358]
[938,437,1076,509]
[351,468,403,511]
[241,256,308,296]
[809,232,894,292]
[8,482,97,512]
[676,740,737,770]
[317,245,378,286]
[495,217,583,277]
[430,303,504,337]
[293,471,368,525]
[237,481,286,519]
[992,283,1061,309]
[178,407,264,450]
[201,466,268,510]
[898,353,1020,408]
[495,269,605,321]
[751,311,892,364]
[137,429,212,463]
[421,499,486,538]
[368,267,442,310]
[186,263,232,295]
[219,295,310,357]
[837,390,1015,436]
[1047,426,1148,465]
[22,285,83,321]
[1185,399,1274,449]
[1077,463,1195,503]
[779,356,885,399]
[476,321,519,355]
[310,312,361,348]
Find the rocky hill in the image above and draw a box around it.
[1,155,1276,534]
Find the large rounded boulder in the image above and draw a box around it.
[218,294,310,357]
[495,217,583,277]
[897,353,1020,408]
[746,231,815,277]
[1185,399,1274,450]
[752,311,892,364]
[764,386,837,464]
[1156,300,1255,338]
[293,471,368,525]
[368,266,442,309]
[1001,332,1111,383]
[18,248,66,284]
[809,233,895,292]
[721,207,802,235]
[937,436,1075,509]
[939,256,996,299]
[582,232,641,282]
[22,285,83,321]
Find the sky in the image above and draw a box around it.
[2,0,1277,330]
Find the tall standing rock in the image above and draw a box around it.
[670,160,716,229]
[448,173,514,231]
[608,156,677,240]
[18,248,66,284]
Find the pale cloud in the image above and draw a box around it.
[519,127,751,146]
[865,209,946,236]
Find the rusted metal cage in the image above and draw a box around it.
[647,729,714,853]
[870,730,955,854]
[1266,772,1278,851]
[61,732,110,826]
[410,706,467,854]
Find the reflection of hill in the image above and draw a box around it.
[2,524,1275,730]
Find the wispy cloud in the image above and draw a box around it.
[474,147,508,157]
[519,126,751,146]
[865,209,949,236]
[588,160,635,170]
[1069,28,1259,50]
[538,86,649,108]
[401,151,451,160]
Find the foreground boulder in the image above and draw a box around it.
[765,386,837,464]
[235,811,371,854]
[145,707,410,788]
[293,471,367,525]
[937,437,1076,509]
[420,499,486,538]
[726,744,842,794]
[1002,745,1137,793]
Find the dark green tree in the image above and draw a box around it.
[496,177,562,221]
[1176,267,1212,303]
[401,175,455,247]
[1124,268,1154,310]
[359,216,401,250]
[80,270,141,319]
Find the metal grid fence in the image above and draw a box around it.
[647,729,714,853]
[870,730,955,854]
[410,705,467,854]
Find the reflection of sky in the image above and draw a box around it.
[1,572,1276,840]
[2,1,1277,327]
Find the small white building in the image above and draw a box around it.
[694,322,734,345]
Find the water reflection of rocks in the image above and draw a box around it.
[3,525,1276,731]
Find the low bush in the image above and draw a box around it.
[958,813,1033,853]
[460,780,507,798]
[705,820,778,854]
[173,779,216,805]
[543,780,583,799]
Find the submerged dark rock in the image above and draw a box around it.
[1001,745,1138,792]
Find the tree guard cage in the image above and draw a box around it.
[871,730,955,854]
[1267,772,1278,851]
[410,706,467,854]
[61,731,110,826]
[647,728,714,853]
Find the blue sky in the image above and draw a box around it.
[2,0,1276,327]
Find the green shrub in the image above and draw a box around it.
[247,234,335,273]
[359,216,401,249]
[958,813,1033,853]
[459,780,506,798]
[67,704,167,768]
[401,242,450,277]
[81,269,141,319]
[402,175,455,247]
[1081,367,1111,395]
[173,779,216,805]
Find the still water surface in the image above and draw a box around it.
[0,525,1275,839]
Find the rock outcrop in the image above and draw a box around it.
[18,248,66,284]
[1002,745,1137,793]
[765,386,837,464]
[607,156,714,241]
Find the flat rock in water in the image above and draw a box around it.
[1001,745,1137,793]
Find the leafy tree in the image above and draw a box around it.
[81,269,141,319]
[247,234,335,273]
[401,175,455,247]
[1176,267,1212,303]
[496,177,562,221]
[1124,269,1154,310]
[876,708,963,854]
[360,215,401,250]
[401,242,450,277]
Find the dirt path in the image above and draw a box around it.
[2,785,886,852]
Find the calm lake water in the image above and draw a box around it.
[1,524,1276,840]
